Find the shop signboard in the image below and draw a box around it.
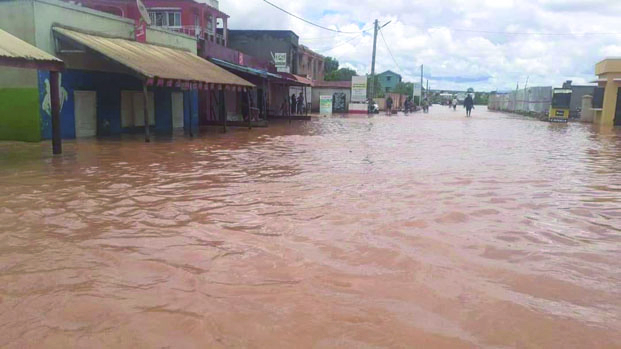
[320,95,332,115]
[351,76,368,102]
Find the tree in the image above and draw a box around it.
[325,67,357,82]
[467,87,475,94]
[367,75,384,98]
[324,57,339,74]
[393,82,414,96]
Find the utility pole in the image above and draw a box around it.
[420,64,424,100]
[370,19,379,100]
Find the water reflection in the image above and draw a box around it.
[0,109,620,348]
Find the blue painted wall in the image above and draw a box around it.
[154,88,172,135]
[184,90,199,134]
[38,69,198,139]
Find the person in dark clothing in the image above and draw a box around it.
[297,92,304,114]
[464,94,475,117]
[386,96,393,115]
[291,94,297,115]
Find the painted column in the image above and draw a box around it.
[50,71,62,154]
[142,82,150,142]
[223,17,228,47]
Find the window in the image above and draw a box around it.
[206,15,213,31]
[148,10,181,27]
[386,76,392,81]
[386,87,390,92]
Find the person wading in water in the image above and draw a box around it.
[464,94,474,117]
[386,96,393,116]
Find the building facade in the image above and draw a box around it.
[297,45,324,81]
[377,70,402,94]
[228,30,299,74]
[0,0,251,142]
[593,58,621,127]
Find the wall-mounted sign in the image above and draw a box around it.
[320,95,332,115]
[413,83,422,97]
[271,52,288,72]
[351,76,367,102]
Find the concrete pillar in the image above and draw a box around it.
[223,17,228,47]
[50,71,62,155]
[581,95,594,123]
[599,79,617,126]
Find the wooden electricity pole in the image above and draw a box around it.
[370,19,379,100]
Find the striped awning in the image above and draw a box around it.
[53,27,253,88]
[0,28,63,71]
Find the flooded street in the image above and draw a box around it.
[0,107,620,348]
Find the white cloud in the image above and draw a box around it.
[221,0,621,91]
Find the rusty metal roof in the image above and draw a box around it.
[0,29,63,70]
[53,27,253,87]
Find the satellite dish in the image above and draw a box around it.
[136,0,151,25]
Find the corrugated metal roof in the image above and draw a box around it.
[53,27,253,87]
[0,29,63,68]
[314,81,351,89]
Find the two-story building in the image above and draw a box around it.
[377,70,402,94]
[297,45,324,81]
[0,0,252,143]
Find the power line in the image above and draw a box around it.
[445,27,621,36]
[260,0,371,34]
[378,27,402,73]
[315,33,365,53]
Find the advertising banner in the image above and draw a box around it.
[351,76,368,102]
[320,95,333,115]
[413,83,422,97]
[272,52,289,72]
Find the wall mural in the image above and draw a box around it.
[42,73,68,116]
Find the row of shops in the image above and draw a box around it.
[0,0,313,153]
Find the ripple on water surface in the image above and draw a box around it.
[0,109,620,348]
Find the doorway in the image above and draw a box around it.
[171,92,184,128]
[615,88,621,126]
[74,90,97,137]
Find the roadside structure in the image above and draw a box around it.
[311,81,351,113]
[0,28,64,153]
[0,0,252,143]
[592,58,621,126]
[377,70,402,94]
[297,45,325,81]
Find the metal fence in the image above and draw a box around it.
[488,86,552,115]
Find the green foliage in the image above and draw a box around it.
[367,75,384,98]
[393,82,414,96]
[467,87,475,93]
[324,57,339,74]
[474,92,489,105]
[325,67,357,81]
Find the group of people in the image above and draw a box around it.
[385,94,474,117]
[448,95,475,117]
[290,92,306,115]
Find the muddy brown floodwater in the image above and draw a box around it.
[0,108,620,348]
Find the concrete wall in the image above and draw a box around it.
[570,86,595,118]
[312,88,350,112]
[228,31,298,74]
[0,0,40,141]
[146,26,197,54]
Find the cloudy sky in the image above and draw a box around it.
[221,0,621,91]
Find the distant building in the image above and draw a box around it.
[377,70,402,93]
[311,81,351,113]
[228,30,299,74]
[561,80,595,119]
[297,45,324,81]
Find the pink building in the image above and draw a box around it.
[65,0,272,71]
